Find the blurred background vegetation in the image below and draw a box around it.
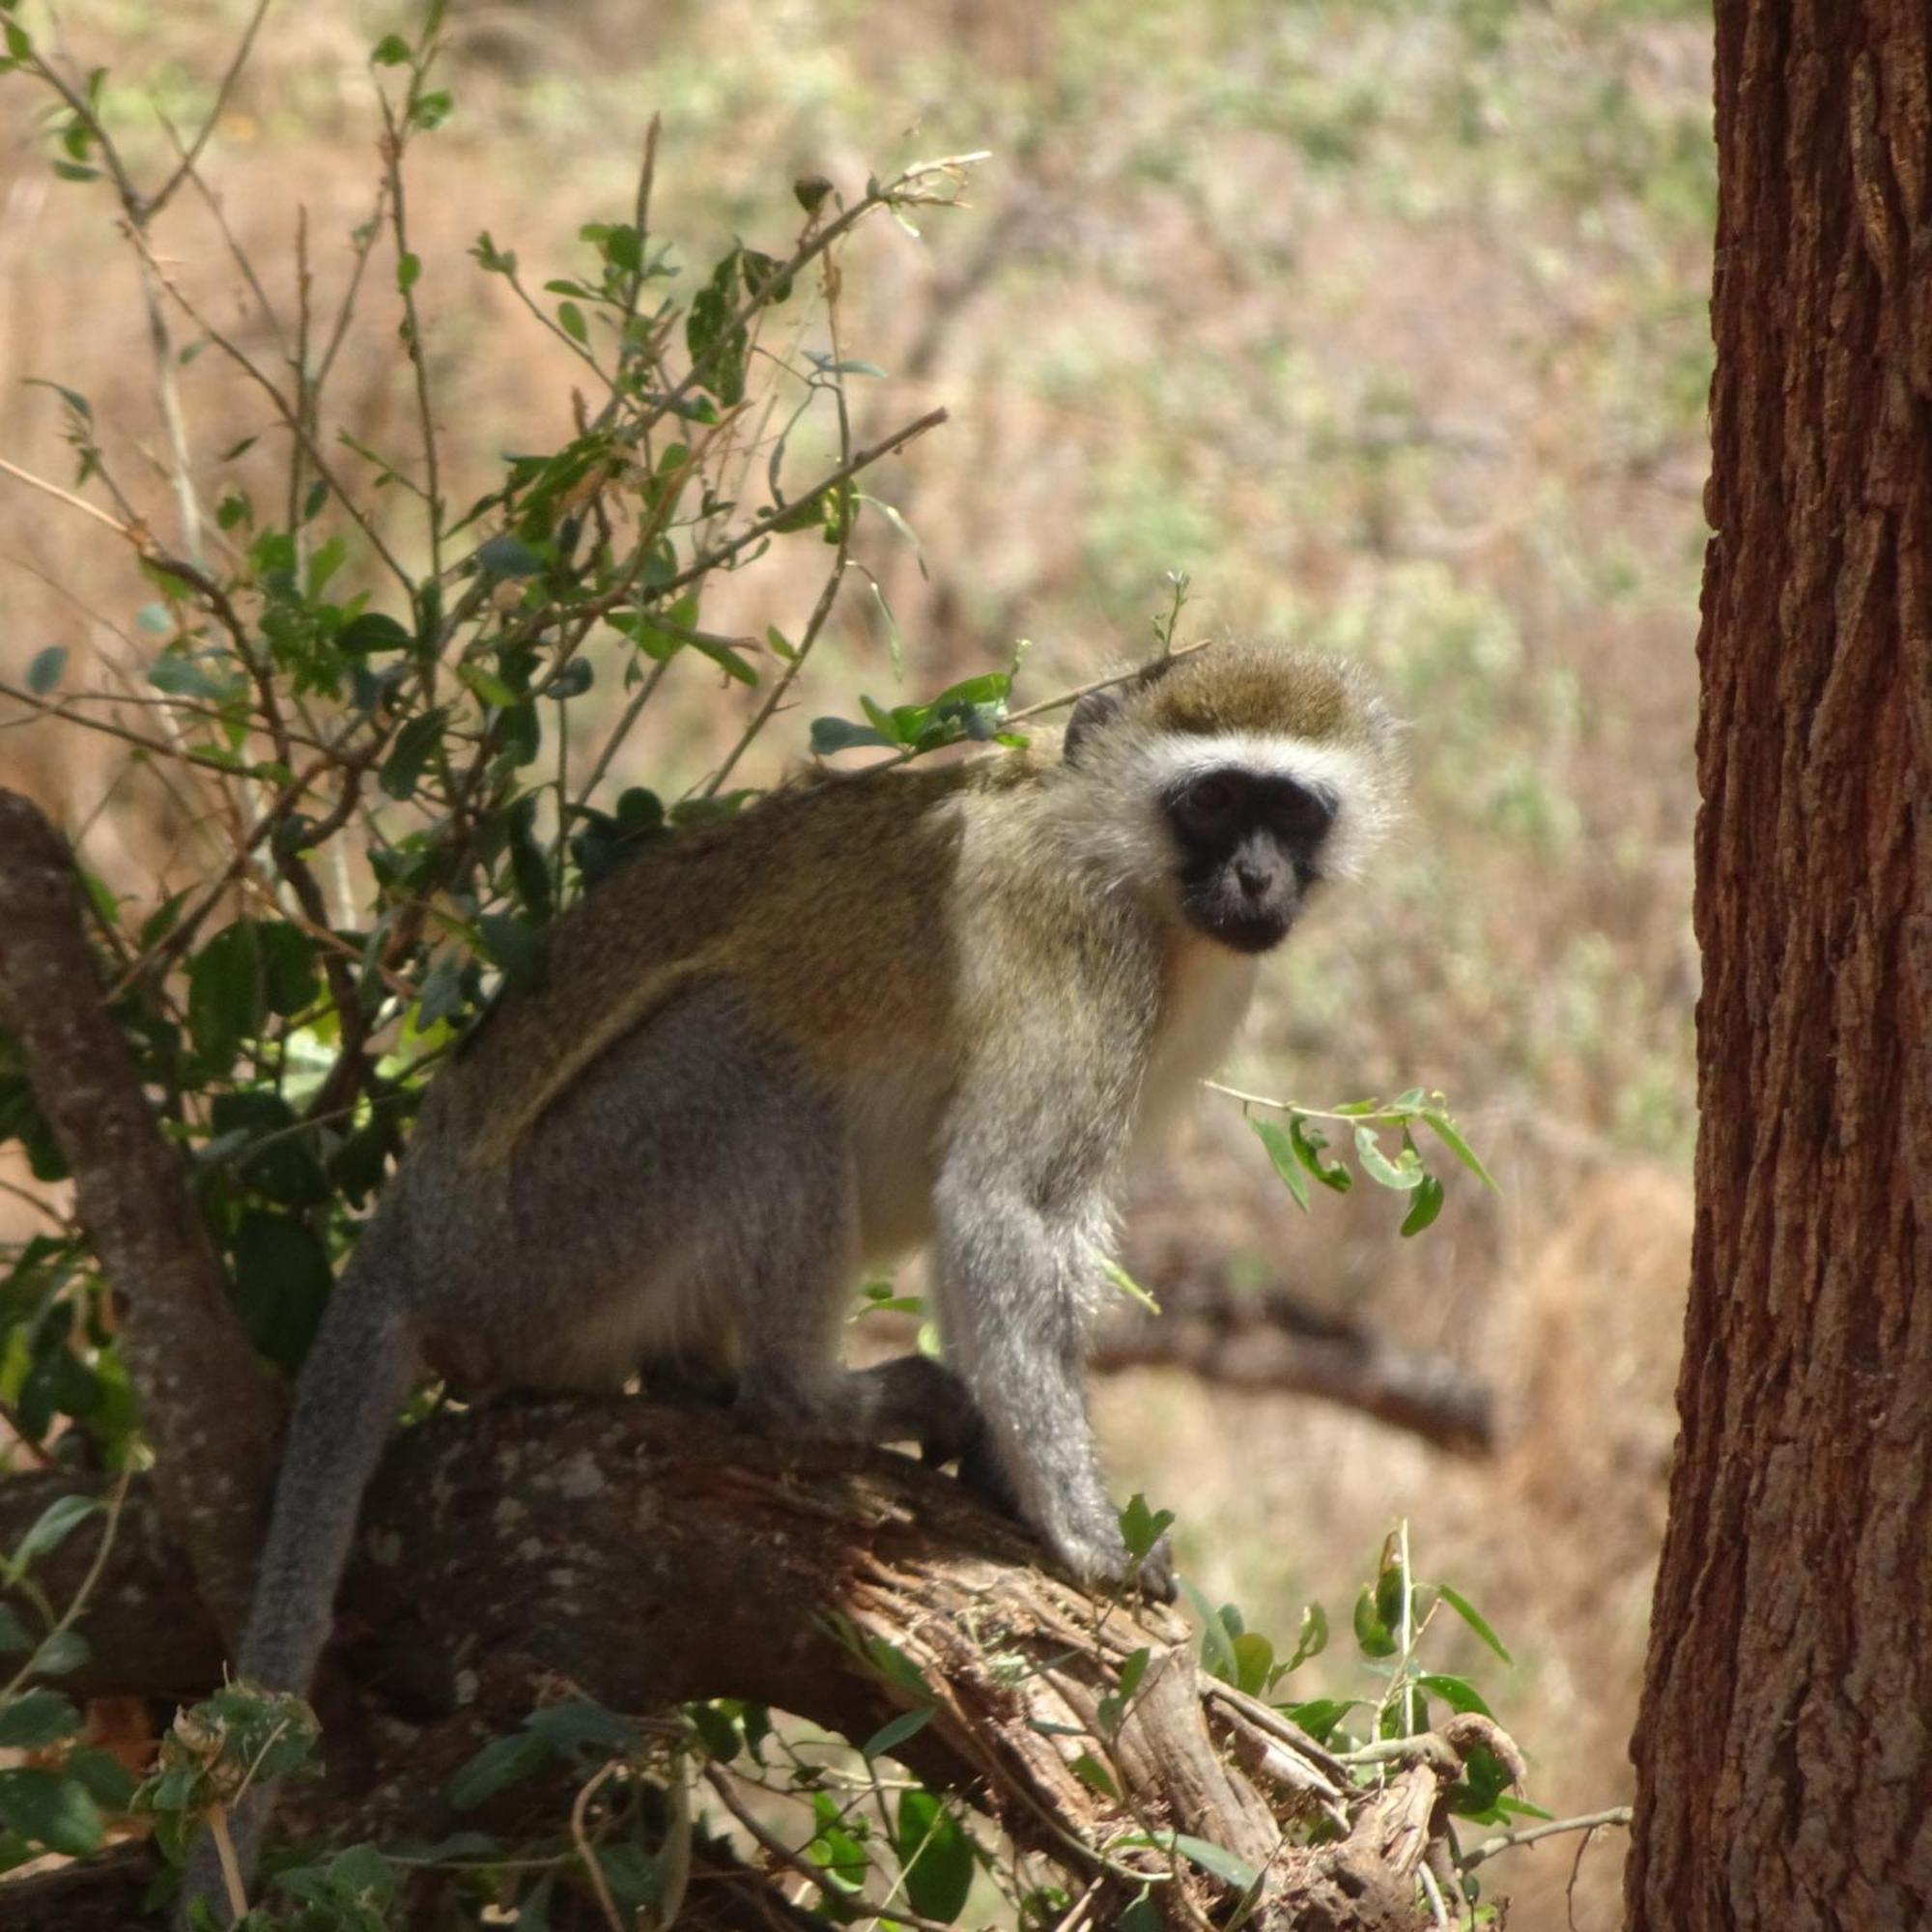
[0,1,1712,1922]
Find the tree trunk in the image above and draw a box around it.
[1625,4,1932,1928]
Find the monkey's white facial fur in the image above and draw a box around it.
[1137,730,1392,886]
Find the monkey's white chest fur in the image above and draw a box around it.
[1132,940,1261,1160]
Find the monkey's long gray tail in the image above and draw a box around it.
[239,1249,420,1694]
[181,1235,421,1925]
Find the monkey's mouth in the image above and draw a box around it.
[1183,892,1296,954]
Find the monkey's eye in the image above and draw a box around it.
[1270,781,1335,839]
[1184,776,1236,818]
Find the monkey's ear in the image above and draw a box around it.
[1064,689,1125,765]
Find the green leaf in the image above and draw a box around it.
[149,651,241,703]
[477,914,543,992]
[1250,1118,1309,1210]
[0,1605,32,1654]
[1352,1584,1397,1659]
[25,646,66,697]
[738,248,793,304]
[556,300,588,345]
[1067,1751,1119,1801]
[257,923,321,1016]
[458,662,518,708]
[186,923,266,1072]
[1284,1696,1359,1746]
[1169,1833,1261,1893]
[1447,1741,1516,1823]
[1290,1114,1351,1192]
[474,534,547,581]
[1400,1173,1445,1237]
[894,1787,975,1922]
[396,251,421,293]
[0,1690,81,1749]
[591,222,642,273]
[684,248,748,405]
[1118,1493,1174,1565]
[686,635,757,687]
[862,1707,932,1760]
[410,88,453,131]
[809,715,894,755]
[1178,1579,1239,1686]
[859,1634,930,1701]
[1097,1256,1159,1314]
[1284,1602,1328,1674]
[339,611,412,655]
[1353,1123,1423,1191]
[1436,1583,1513,1663]
[867,578,904,671]
[0,1767,101,1856]
[1118,1647,1151,1700]
[523,1700,638,1756]
[447,1731,553,1810]
[8,1494,99,1576]
[230,1211,333,1375]
[1415,1672,1493,1718]
[379,709,447,801]
[1375,1548,1407,1633]
[1494,1793,1556,1822]
[1420,1106,1500,1190]
[684,1701,740,1763]
[27,1630,91,1679]
[61,1746,136,1813]
[370,32,411,64]
[1230,1631,1275,1697]
[472,231,517,276]
[542,657,593,700]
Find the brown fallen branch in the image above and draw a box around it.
[1093,1271,1496,1456]
[0,1399,1510,1929]
[0,790,283,1646]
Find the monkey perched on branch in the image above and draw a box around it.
[192,639,1402,1917]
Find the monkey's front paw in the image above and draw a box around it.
[1128,1533,1178,1605]
[1057,1526,1178,1605]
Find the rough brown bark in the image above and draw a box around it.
[0,790,283,1646]
[1625,3,1932,1927]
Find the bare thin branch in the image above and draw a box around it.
[144,0,276,220]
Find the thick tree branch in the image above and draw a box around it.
[0,1400,1504,1929]
[0,790,282,1645]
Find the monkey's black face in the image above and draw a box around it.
[1163,765,1337,954]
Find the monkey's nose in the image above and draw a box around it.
[1236,861,1271,899]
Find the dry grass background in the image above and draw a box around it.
[0,0,1714,1922]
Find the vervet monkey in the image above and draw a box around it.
[204,639,1400,1906]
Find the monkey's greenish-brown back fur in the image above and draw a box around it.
[446,747,1051,1168]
